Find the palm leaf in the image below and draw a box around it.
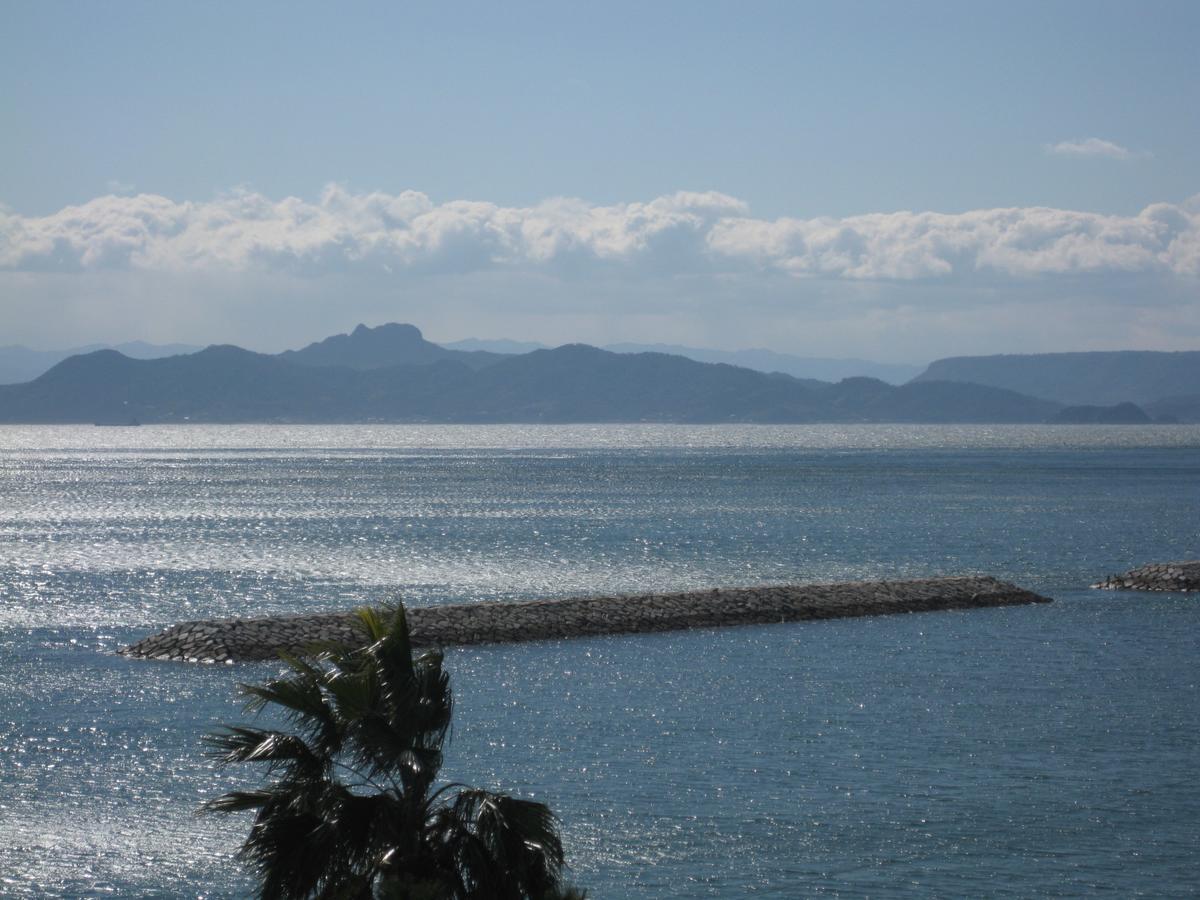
[203,789,274,814]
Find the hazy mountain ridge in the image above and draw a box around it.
[1144,394,1200,424]
[0,325,1061,424]
[281,323,504,371]
[912,351,1200,406]
[0,340,201,385]
[602,342,923,385]
[4,323,1195,423]
[443,337,922,384]
[441,337,550,356]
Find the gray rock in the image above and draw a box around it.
[1091,560,1200,592]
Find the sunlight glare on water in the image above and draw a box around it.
[1,425,1198,897]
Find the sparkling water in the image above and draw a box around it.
[1,425,1198,897]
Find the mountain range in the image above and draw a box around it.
[914,351,1200,406]
[0,323,1193,424]
[0,324,1059,424]
[443,338,923,384]
[912,351,1200,423]
[2,334,918,386]
[0,340,201,385]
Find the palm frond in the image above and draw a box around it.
[241,671,344,756]
[354,606,392,647]
[202,789,274,814]
[205,726,325,775]
[241,674,326,718]
[439,789,566,898]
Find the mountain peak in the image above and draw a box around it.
[280,323,500,372]
[351,322,423,341]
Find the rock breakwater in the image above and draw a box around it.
[1091,561,1200,592]
[119,575,1051,663]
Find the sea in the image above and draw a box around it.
[1,424,1198,898]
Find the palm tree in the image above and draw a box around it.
[205,606,583,900]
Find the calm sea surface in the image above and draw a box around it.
[1,424,1198,897]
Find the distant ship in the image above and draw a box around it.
[94,417,141,426]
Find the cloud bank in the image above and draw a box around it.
[2,187,1197,282]
[1046,138,1141,160]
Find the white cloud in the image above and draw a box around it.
[1046,137,1143,160]
[1,187,1197,282]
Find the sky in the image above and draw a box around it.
[1,0,1197,363]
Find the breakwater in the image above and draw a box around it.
[1091,561,1200,592]
[119,575,1051,663]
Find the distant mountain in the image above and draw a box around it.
[0,346,77,385]
[440,346,831,422]
[441,337,550,355]
[820,377,1061,423]
[1145,394,1200,424]
[437,336,922,383]
[280,323,504,371]
[0,340,200,384]
[0,335,1061,424]
[602,343,924,385]
[1,324,506,385]
[912,351,1200,406]
[0,346,357,423]
[421,351,1057,423]
[1049,402,1153,424]
[112,340,203,359]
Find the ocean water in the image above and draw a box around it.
[1,424,1198,897]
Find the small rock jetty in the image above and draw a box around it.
[120,575,1051,663]
[1091,560,1200,592]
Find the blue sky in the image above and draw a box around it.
[1,1,1197,361]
